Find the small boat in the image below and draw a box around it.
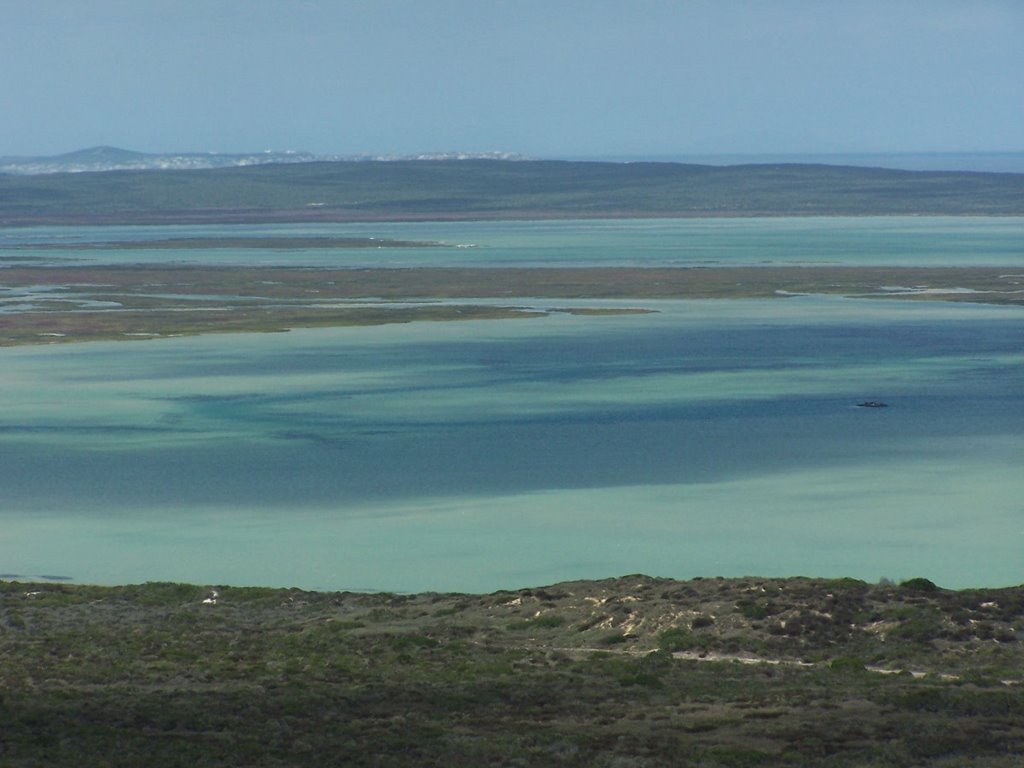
[856,400,889,408]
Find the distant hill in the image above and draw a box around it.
[578,152,1024,174]
[0,145,328,175]
[1,158,1022,224]
[0,146,527,176]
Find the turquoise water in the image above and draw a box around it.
[1,218,1022,591]
[3,216,1024,267]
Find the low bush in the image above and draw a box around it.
[900,578,940,593]
[658,627,699,652]
[507,614,564,631]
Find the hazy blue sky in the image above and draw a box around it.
[2,0,1022,158]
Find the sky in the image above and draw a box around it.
[2,0,1022,159]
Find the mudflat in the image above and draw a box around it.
[13,235,444,250]
[1,264,1021,345]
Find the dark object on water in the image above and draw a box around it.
[856,401,889,408]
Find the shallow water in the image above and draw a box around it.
[1,219,1022,591]
[3,216,1024,268]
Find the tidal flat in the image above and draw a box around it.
[1,263,1021,346]
[12,235,444,250]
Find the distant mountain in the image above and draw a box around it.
[0,146,528,175]
[0,146,322,175]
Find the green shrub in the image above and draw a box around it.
[387,634,438,651]
[829,656,866,673]
[658,627,698,652]
[507,614,564,631]
[890,610,944,644]
[133,582,206,606]
[900,577,940,593]
[219,586,283,602]
[736,601,775,620]
[619,672,663,688]
[824,577,868,591]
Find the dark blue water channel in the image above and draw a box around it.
[0,306,1017,506]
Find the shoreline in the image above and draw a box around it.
[4,571,1022,594]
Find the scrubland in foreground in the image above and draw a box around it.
[2,575,1022,766]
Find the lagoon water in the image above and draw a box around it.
[1,218,1023,591]
[5,216,1024,268]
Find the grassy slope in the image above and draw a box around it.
[2,576,1022,767]
[2,160,1024,223]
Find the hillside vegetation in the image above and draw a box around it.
[2,160,1023,224]
[2,575,1022,766]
